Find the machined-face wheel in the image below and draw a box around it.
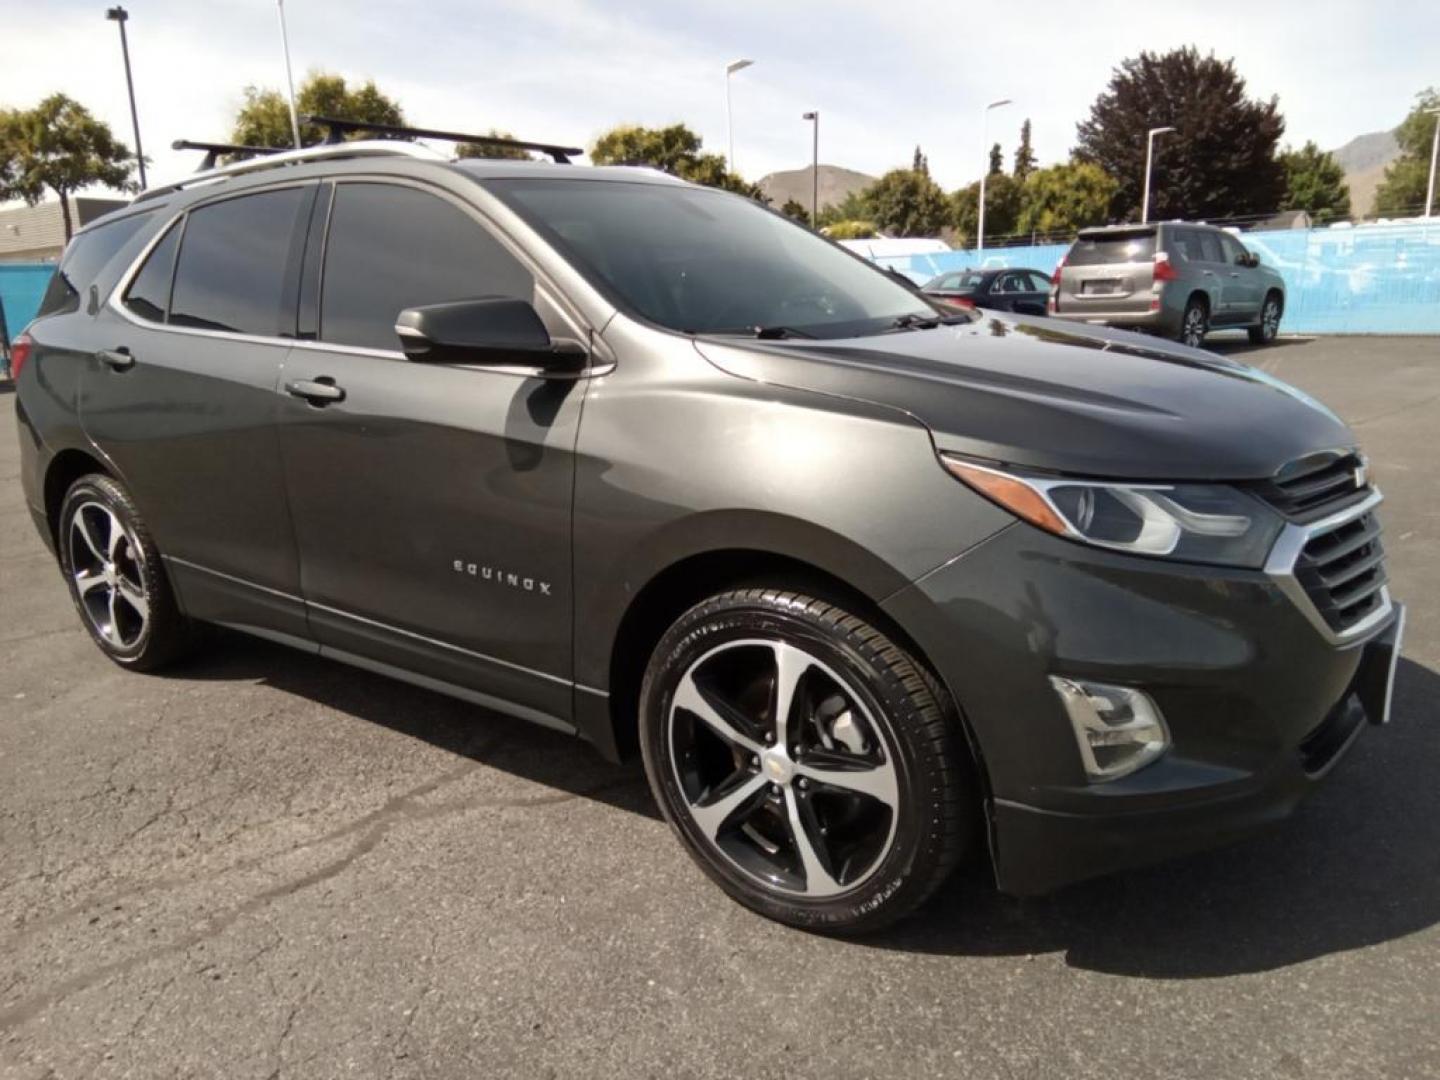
[669,638,899,898]
[1181,302,1208,348]
[1262,299,1281,339]
[68,501,150,650]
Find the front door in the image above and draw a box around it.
[83,184,315,643]
[1218,232,1262,322]
[277,180,585,728]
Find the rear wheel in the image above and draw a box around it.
[639,588,975,934]
[58,474,197,671]
[1249,292,1282,344]
[1179,296,1209,348]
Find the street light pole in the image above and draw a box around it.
[277,0,302,148]
[802,111,819,227]
[724,59,753,171]
[1142,125,1176,224]
[1425,108,1440,219]
[104,7,146,190]
[976,98,1011,258]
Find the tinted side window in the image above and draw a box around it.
[1025,271,1052,292]
[320,184,534,352]
[1168,228,1200,263]
[169,188,308,335]
[1219,234,1248,265]
[1196,231,1225,263]
[122,221,182,323]
[37,211,155,318]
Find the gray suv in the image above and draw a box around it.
[12,124,1401,934]
[1050,222,1287,348]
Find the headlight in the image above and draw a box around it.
[941,455,1283,568]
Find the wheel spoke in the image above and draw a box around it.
[783,787,843,897]
[105,510,127,560]
[74,569,107,597]
[106,588,123,647]
[770,641,810,749]
[689,773,767,841]
[116,576,149,623]
[74,510,107,563]
[673,673,763,755]
[794,757,899,809]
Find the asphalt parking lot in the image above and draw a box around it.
[1,335,1438,1080]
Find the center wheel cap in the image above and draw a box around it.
[761,750,794,785]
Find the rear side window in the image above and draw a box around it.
[1196,231,1225,263]
[169,188,308,335]
[122,222,181,322]
[36,211,155,318]
[1168,228,1201,263]
[1068,231,1156,267]
[319,183,533,352]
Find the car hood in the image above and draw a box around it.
[693,312,1354,481]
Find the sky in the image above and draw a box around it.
[2,0,1436,195]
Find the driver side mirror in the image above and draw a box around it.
[394,297,587,376]
[1239,252,1260,268]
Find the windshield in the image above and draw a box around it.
[1068,230,1157,266]
[485,178,941,338]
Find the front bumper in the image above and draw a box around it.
[882,523,1401,896]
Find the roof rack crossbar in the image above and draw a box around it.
[171,139,290,171]
[300,114,583,163]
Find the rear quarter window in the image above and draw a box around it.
[35,210,155,318]
[1068,232,1156,267]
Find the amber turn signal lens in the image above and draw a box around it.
[940,457,1069,536]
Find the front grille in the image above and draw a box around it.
[1294,510,1388,633]
[1255,450,1368,521]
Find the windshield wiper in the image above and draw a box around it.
[887,312,943,331]
[752,325,815,340]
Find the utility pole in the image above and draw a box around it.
[1425,108,1440,219]
[277,0,302,148]
[977,99,1011,257]
[1143,126,1176,224]
[105,7,146,189]
[725,59,753,172]
[802,111,819,227]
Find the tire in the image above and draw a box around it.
[1179,295,1209,349]
[57,474,197,671]
[639,588,975,934]
[1249,292,1283,344]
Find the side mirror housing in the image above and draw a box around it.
[394,297,587,376]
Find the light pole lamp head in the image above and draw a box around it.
[802,111,817,121]
[726,59,754,76]
[1149,125,1177,139]
[106,5,128,21]
[985,98,1012,112]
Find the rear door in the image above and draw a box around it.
[1058,229,1156,316]
[276,179,586,729]
[85,184,314,643]
[1217,232,1261,321]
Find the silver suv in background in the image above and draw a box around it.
[1049,222,1287,348]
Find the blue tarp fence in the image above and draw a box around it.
[871,220,1440,336]
[0,264,54,349]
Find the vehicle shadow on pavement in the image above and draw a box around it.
[867,656,1440,978]
[166,629,659,821]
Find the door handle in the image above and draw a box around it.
[285,377,346,405]
[1229,272,1241,278]
[96,347,135,371]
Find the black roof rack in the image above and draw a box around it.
[300,114,584,164]
[171,139,289,171]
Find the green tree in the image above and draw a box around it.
[1278,141,1351,223]
[865,166,950,237]
[1373,88,1440,216]
[824,220,878,240]
[912,145,929,174]
[1013,119,1037,179]
[0,94,136,241]
[590,123,765,199]
[949,172,1023,248]
[1015,161,1118,237]
[988,142,1004,175]
[817,188,873,227]
[229,72,405,149]
[1074,47,1286,221]
[780,198,810,222]
[456,130,534,161]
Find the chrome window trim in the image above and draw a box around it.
[1262,487,1393,646]
[105,173,612,378]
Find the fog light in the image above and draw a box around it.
[1049,677,1170,782]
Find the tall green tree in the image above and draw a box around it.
[456,131,533,160]
[1013,120,1037,179]
[1074,47,1286,221]
[1373,88,1440,216]
[0,94,136,240]
[1278,142,1351,223]
[1015,161,1118,237]
[590,123,764,199]
[988,142,1004,175]
[865,166,950,237]
[950,173,1023,248]
[229,73,405,149]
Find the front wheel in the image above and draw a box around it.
[1179,296,1209,349]
[1248,293,1283,344]
[639,589,975,934]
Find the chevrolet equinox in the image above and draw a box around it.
[12,126,1404,933]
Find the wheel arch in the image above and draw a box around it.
[43,447,113,548]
